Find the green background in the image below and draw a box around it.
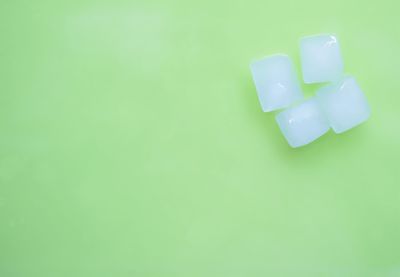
[1,0,400,276]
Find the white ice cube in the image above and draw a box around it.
[275,98,330,148]
[300,34,343,84]
[250,54,303,112]
[316,77,370,133]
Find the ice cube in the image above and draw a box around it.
[250,54,303,112]
[300,34,343,84]
[275,98,330,148]
[316,77,371,133]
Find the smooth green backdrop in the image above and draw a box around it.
[1,0,400,276]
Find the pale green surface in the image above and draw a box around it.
[1,0,400,276]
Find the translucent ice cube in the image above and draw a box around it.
[300,34,343,84]
[316,77,371,133]
[275,98,330,148]
[250,54,303,112]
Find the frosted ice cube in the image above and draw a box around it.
[250,54,303,112]
[300,34,343,84]
[316,77,370,133]
[275,98,330,148]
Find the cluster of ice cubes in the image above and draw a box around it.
[250,34,370,148]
